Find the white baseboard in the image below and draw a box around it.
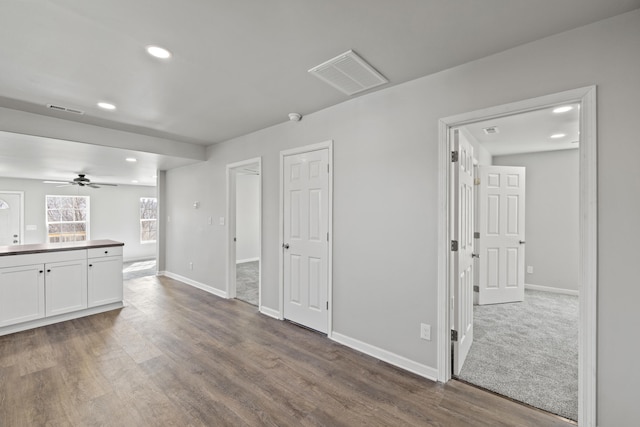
[259,306,281,320]
[525,283,579,296]
[331,332,438,382]
[161,271,228,299]
[236,257,259,264]
[123,256,156,263]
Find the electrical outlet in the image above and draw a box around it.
[189,262,193,270]
[527,266,534,274]
[219,217,225,226]
[420,323,431,341]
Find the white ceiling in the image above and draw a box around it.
[0,1,638,184]
[462,103,580,157]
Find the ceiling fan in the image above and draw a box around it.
[44,174,118,188]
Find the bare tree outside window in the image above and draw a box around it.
[140,197,158,243]
[46,195,90,242]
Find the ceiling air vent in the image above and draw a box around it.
[46,104,85,115]
[482,126,499,135]
[308,50,388,96]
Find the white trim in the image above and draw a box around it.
[123,256,157,263]
[0,302,123,337]
[259,306,281,320]
[279,141,334,335]
[525,284,579,296]
[0,190,25,245]
[226,157,262,305]
[331,332,438,381]
[236,257,259,264]
[162,271,228,299]
[437,86,597,426]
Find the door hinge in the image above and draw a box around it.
[327,164,330,173]
[473,285,479,292]
[451,330,458,342]
[327,232,329,242]
[474,232,480,239]
[326,301,329,310]
[451,240,458,251]
[451,151,459,162]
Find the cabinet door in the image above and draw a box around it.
[88,257,123,307]
[0,264,45,326]
[45,259,88,316]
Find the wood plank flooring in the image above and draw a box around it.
[0,275,576,426]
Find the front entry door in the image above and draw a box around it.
[452,129,474,375]
[283,148,329,333]
[477,166,526,305]
[0,192,22,246]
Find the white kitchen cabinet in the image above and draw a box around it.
[0,264,45,327]
[45,257,88,317]
[0,240,124,336]
[88,246,123,307]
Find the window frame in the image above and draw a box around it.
[45,195,90,243]
[140,197,158,244]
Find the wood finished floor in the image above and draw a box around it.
[0,275,576,427]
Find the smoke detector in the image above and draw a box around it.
[308,50,388,96]
[482,126,500,135]
[288,112,302,122]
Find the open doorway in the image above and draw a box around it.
[453,105,580,421]
[438,87,597,425]
[227,158,262,307]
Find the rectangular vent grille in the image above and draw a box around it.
[308,50,388,96]
[47,104,84,115]
[483,126,499,135]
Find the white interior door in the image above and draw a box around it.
[283,149,329,333]
[0,193,22,246]
[452,129,474,375]
[477,166,526,305]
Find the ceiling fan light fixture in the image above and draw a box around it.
[553,105,573,113]
[126,157,137,162]
[550,133,566,139]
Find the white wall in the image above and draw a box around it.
[156,10,640,425]
[0,177,156,261]
[493,149,579,292]
[235,173,260,262]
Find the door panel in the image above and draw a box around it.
[283,149,329,333]
[478,166,526,305]
[0,193,22,246]
[452,129,474,375]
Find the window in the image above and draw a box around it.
[140,197,158,243]
[46,195,90,243]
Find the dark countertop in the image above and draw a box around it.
[0,240,124,256]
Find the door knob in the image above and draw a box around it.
[283,243,290,249]
[519,240,526,244]
[472,253,479,258]
[13,240,18,244]
[13,234,18,238]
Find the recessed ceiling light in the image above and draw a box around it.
[126,157,137,162]
[146,45,172,59]
[97,102,116,110]
[550,133,566,139]
[553,106,573,113]
[131,180,139,184]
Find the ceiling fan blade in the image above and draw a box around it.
[92,182,118,186]
[88,184,100,188]
[43,180,72,184]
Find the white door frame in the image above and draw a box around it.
[279,140,333,337]
[226,157,262,306]
[0,191,25,245]
[437,86,597,426]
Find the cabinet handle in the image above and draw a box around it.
[39,270,44,274]
[47,269,51,273]
[89,264,93,267]
[104,250,109,254]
